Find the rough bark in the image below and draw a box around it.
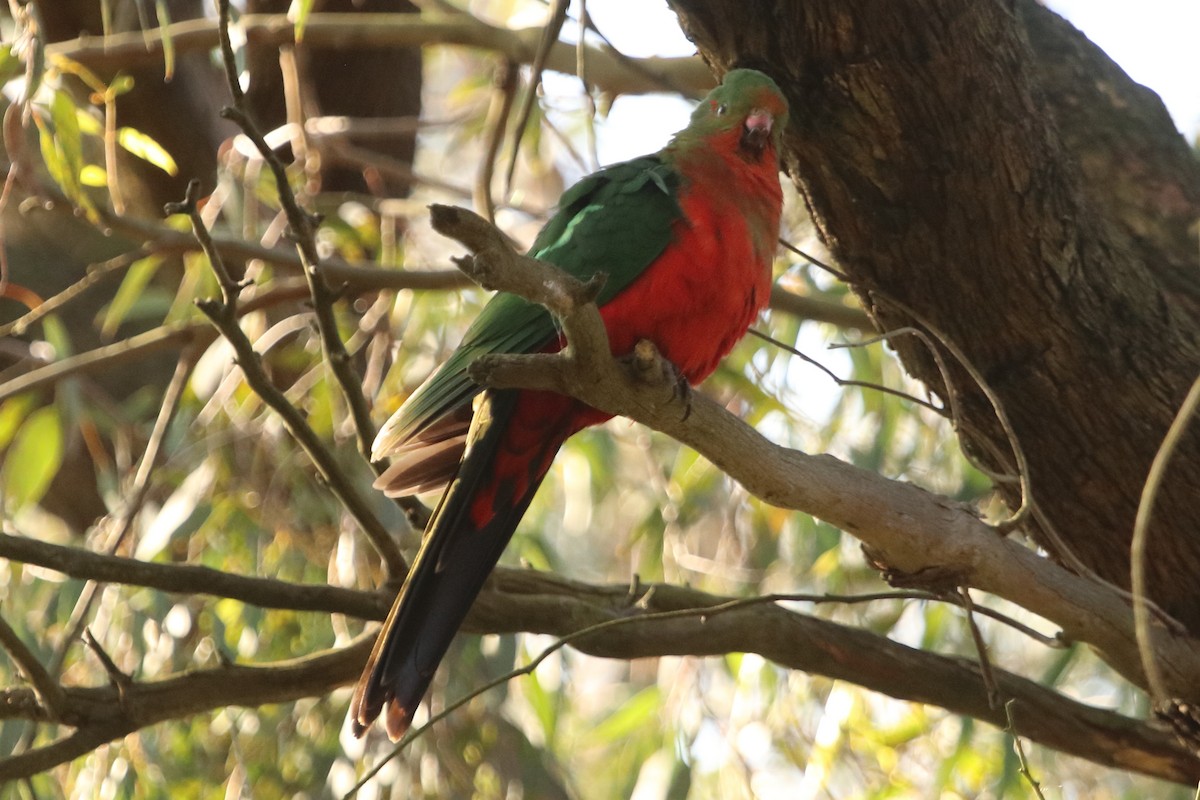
[667,0,1200,634]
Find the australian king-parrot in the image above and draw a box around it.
[352,68,789,740]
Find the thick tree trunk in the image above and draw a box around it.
[667,1,1200,637]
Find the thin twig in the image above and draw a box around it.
[0,247,158,338]
[475,59,519,223]
[832,326,1019,486]
[346,593,792,796]
[215,1,384,475]
[838,326,1185,635]
[216,0,244,106]
[865,297,1035,525]
[503,0,569,195]
[45,346,198,684]
[48,13,712,98]
[1132,369,1200,704]
[779,238,852,283]
[82,629,131,689]
[165,182,405,575]
[959,587,1002,710]
[768,285,872,330]
[576,0,600,170]
[1005,699,1048,800]
[748,328,945,414]
[0,612,68,722]
[0,322,209,404]
[347,586,1061,796]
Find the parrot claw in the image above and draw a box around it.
[625,339,693,420]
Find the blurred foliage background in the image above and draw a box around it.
[0,1,1194,798]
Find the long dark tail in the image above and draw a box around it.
[351,389,568,740]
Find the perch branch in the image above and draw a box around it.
[427,205,1200,703]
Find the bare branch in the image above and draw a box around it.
[166,184,405,575]
[0,613,68,722]
[468,571,1200,784]
[47,13,711,99]
[0,533,387,619]
[428,204,1200,704]
[214,1,380,473]
[1,569,1196,783]
[48,346,199,678]
[0,323,211,404]
[767,285,872,330]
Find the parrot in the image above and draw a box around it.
[351,68,789,740]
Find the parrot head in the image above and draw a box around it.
[679,68,789,164]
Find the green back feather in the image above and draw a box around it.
[380,156,683,447]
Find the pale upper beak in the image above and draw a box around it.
[741,108,774,152]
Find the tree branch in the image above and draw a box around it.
[0,613,68,723]
[0,533,387,620]
[1,569,1196,782]
[429,204,1200,703]
[47,13,711,99]
[0,322,211,404]
[768,285,872,330]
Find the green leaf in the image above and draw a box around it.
[99,254,163,337]
[36,91,95,215]
[41,314,73,358]
[294,0,315,41]
[35,112,69,197]
[523,664,558,744]
[0,395,36,451]
[109,74,135,97]
[2,405,64,510]
[50,89,85,185]
[155,0,175,81]
[74,108,102,135]
[117,126,178,175]
[588,686,661,744]
[0,43,23,86]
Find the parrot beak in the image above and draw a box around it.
[740,108,774,156]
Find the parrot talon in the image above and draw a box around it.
[673,372,694,422]
[626,339,694,419]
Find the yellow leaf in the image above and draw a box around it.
[117,126,178,175]
[80,164,107,186]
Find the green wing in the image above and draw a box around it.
[374,155,683,456]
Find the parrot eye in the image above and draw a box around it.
[715,103,729,116]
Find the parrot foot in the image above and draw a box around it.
[626,339,693,421]
[1156,699,1200,753]
[863,545,964,595]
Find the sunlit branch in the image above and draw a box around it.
[47,13,711,98]
[427,203,1200,705]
